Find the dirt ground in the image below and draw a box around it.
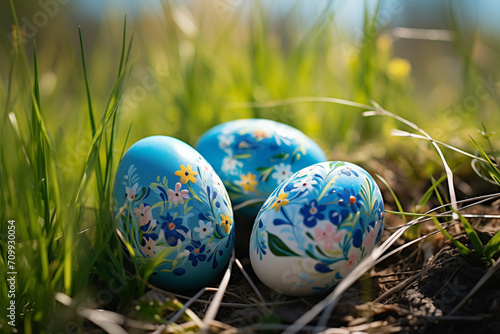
[124,205,499,333]
[213,207,500,333]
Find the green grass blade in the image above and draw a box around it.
[430,174,484,258]
[483,230,500,260]
[429,173,448,214]
[432,217,472,258]
[9,0,20,29]
[79,26,105,204]
[416,173,447,211]
[456,210,484,256]
[103,112,118,192]
[470,136,500,186]
[3,50,15,121]
[480,123,498,161]
[117,15,128,78]
[119,123,133,160]
[103,20,132,193]
[376,174,405,222]
[32,46,48,235]
[375,173,416,238]
[30,47,53,150]
[79,27,96,136]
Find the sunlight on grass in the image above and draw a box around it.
[1,0,500,332]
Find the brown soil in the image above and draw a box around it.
[198,204,500,333]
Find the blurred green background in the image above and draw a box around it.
[2,0,500,162]
[1,0,500,332]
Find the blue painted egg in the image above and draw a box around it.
[113,136,235,292]
[196,119,327,213]
[249,161,384,297]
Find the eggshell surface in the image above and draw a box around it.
[249,161,384,297]
[196,119,327,213]
[113,136,235,292]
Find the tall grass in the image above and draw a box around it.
[0,4,136,332]
[1,0,500,332]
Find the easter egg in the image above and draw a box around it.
[113,136,235,292]
[249,161,384,297]
[196,119,327,214]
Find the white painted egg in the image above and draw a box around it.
[249,161,384,297]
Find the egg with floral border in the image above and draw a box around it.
[196,119,327,214]
[249,161,384,297]
[113,136,235,292]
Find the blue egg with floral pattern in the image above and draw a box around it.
[249,161,384,297]
[113,136,235,292]
[196,119,327,214]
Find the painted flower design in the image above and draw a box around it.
[220,213,233,234]
[235,134,260,152]
[297,166,317,177]
[339,166,359,177]
[140,233,161,257]
[168,182,190,205]
[139,220,157,233]
[161,212,189,246]
[373,199,385,221]
[194,220,213,239]
[126,183,139,201]
[300,200,326,227]
[176,249,190,260]
[272,163,292,184]
[292,176,318,194]
[253,128,270,140]
[185,240,206,267]
[341,250,361,276]
[329,209,350,226]
[362,227,376,248]
[352,229,364,248]
[270,192,289,212]
[286,259,316,288]
[221,156,243,175]
[117,160,237,281]
[133,203,152,226]
[245,161,385,295]
[337,188,362,213]
[314,224,344,251]
[269,123,292,147]
[140,238,157,257]
[252,219,268,259]
[174,164,198,184]
[198,157,211,172]
[218,133,234,150]
[235,172,258,193]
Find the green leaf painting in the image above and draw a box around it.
[267,231,300,257]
